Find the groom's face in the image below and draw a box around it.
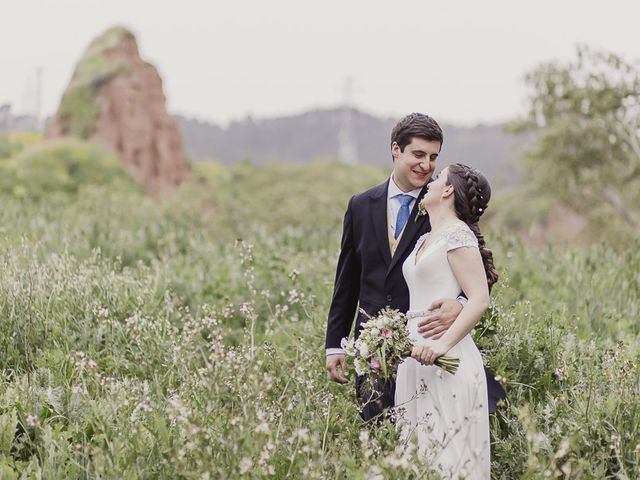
[391,137,441,192]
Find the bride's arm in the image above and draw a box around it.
[440,246,489,350]
[412,246,489,364]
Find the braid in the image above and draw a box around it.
[447,163,499,291]
[458,167,483,223]
[467,222,499,291]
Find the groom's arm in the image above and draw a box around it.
[325,196,361,353]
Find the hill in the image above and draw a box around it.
[176,108,529,190]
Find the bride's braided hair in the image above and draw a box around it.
[446,163,499,291]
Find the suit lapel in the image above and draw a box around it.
[387,185,431,275]
[370,180,392,267]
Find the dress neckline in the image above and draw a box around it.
[413,221,468,265]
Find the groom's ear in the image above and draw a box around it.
[391,142,400,161]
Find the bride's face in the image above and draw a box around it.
[421,167,452,209]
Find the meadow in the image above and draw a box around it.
[0,140,638,479]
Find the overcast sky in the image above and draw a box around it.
[2,0,639,126]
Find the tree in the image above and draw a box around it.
[514,45,640,233]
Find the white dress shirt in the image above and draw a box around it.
[386,175,423,238]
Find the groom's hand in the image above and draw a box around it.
[417,298,463,340]
[326,354,349,384]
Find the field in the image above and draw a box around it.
[0,142,638,479]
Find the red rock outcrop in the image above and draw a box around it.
[46,26,190,196]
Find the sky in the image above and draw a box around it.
[2,0,639,127]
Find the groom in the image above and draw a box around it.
[325,112,505,422]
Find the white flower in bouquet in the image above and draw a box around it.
[340,337,356,356]
[354,357,368,376]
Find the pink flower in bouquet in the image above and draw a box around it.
[382,328,391,337]
[370,355,381,371]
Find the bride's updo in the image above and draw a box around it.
[446,163,499,291]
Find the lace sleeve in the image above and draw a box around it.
[445,224,478,251]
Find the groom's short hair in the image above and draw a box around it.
[390,113,443,156]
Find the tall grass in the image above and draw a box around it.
[0,152,638,478]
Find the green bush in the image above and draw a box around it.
[0,139,141,199]
[0,135,11,159]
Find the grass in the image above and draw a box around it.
[0,147,638,478]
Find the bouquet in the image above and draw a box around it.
[341,308,459,381]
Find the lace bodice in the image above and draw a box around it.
[414,222,478,257]
[403,222,478,317]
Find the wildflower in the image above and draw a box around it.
[288,269,300,281]
[255,411,270,433]
[240,303,255,318]
[26,414,39,427]
[554,365,568,380]
[239,458,253,474]
[554,439,570,459]
[366,464,384,480]
[287,288,304,304]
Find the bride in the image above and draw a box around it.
[395,163,498,479]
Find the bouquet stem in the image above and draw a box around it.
[433,354,460,374]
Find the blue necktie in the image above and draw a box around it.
[394,194,414,239]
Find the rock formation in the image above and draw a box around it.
[45,26,190,195]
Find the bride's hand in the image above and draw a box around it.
[411,341,450,366]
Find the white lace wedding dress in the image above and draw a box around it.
[395,221,490,479]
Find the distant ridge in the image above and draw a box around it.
[175,108,527,190]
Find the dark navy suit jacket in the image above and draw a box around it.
[326,179,429,349]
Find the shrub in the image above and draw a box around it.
[0,139,141,199]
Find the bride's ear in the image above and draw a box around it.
[442,185,454,199]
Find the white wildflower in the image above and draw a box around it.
[26,414,39,427]
[239,457,253,474]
